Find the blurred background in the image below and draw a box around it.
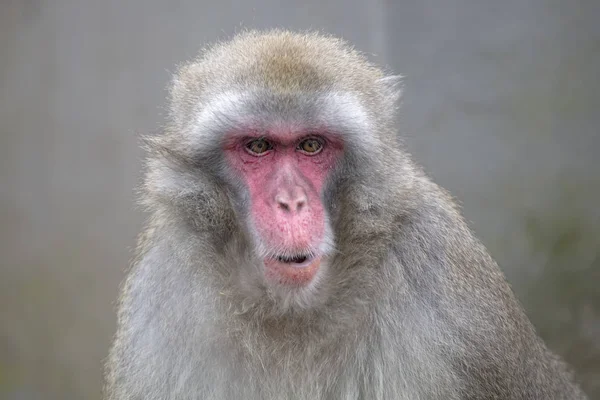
[1,0,599,398]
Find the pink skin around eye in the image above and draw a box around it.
[224,130,342,286]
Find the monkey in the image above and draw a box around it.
[104,30,588,400]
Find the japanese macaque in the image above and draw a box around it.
[104,30,587,399]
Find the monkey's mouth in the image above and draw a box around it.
[264,253,322,286]
[276,254,310,265]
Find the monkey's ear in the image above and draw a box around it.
[378,75,404,103]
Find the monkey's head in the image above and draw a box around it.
[144,31,408,313]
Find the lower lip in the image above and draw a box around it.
[263,256,322,286]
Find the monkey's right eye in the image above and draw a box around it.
[245,139,273,156]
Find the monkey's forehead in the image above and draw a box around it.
[174,30,384,98]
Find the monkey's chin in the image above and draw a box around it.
[263,256,322,286]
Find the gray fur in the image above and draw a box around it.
[104,30,587,399]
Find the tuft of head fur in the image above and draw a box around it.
[172,29,391,106]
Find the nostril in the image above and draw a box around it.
[295,198,306,211]
[275,194,291,211]
[294,190,307,212]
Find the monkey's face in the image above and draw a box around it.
[224,130,343,288]
[152,32,402,310]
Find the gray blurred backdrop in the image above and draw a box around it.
[1,0,599,398]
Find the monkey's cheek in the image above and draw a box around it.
[263,257,322,287]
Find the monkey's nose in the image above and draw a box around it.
[275,187,307,213]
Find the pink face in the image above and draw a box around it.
[224,129,342,286]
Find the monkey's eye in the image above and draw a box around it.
[245,138,273,155]
[297,138,323,155]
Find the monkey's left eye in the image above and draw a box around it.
[297,138,323,155]
[245,138,273,155]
